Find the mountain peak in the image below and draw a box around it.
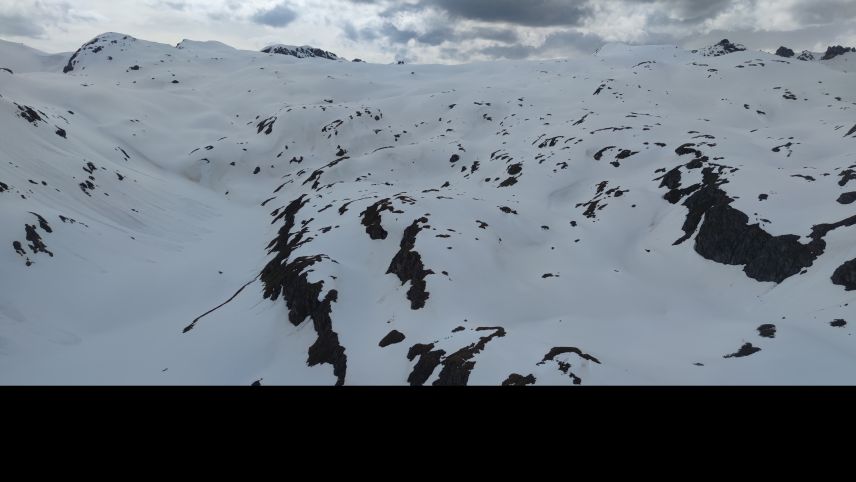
[260,44,340,60]
[821,45,856,60]
[775,46,795,58]
[63,32,138,73]
[692,38,746,57]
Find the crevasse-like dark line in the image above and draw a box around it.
[182,275,260,333]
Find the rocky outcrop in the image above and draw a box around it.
[693,39,746,57]
[261,44,340,60]
[821,45,856,60]
[775,46,795,58]
[796,50,815,61]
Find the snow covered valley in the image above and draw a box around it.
[2,34,856,385]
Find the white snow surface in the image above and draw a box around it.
[1,34,856,385]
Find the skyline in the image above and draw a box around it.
[1,0,855,63]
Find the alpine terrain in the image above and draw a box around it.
[1,33,856,385]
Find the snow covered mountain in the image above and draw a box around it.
[2,34,856,385]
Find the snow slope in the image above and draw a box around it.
[2,34,856,385]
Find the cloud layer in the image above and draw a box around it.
[1,0,855,63]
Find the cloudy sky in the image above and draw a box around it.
[1,0,855,63]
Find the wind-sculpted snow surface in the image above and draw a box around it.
[2,35,856,385]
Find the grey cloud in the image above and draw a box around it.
[480,29,604,59]
[469,27,519,44]
[634,0,735,22]
[0,1,98,39]
[347,21,518,47]
[540,30,605,53]
[350,0,746,28]
[789,0,856,26]
[252,2,299,27]
[479,44,536,60]
[419,0,590,27]
[0,12,46,38]
[157,0,189,11]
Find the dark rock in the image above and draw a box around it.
[260,195,347,385]
[724,343,761,358]
[406,343,445,386]
[537,346,600,384]
[262,45,340,60]
[433,327,506,386]
[30,212,52,233]
[757,324,776,338]
[775,46,795,58]
[831,319,847,327]
[796,50,815,61]
[540,347,601,365]
[379,330,406,347]
[616,149,638,160]
[502,374,536,386]
[839,169,856,187]
[256,116,276,135]
[694,202,817,283]
[821,45,856,60]
[25,224,53,257]
[55,128,67,138]
[386,217,434,309]
[498,177,518,187]
[360,198,400,240]
[832,258,856,290]
[693,39,746,56]
[837,192,856,204]
[593,146,615,161]
[16,104,43,124]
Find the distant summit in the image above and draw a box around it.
[773,44,854,61]
[797,50,815,61]
[692,39,746,57]
[775,46,795,58]
[261,44,340,60]
[821,45,856,60]
[63,32,137,73]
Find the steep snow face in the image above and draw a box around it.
[2,34,856,385]
[261,44,340,60]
